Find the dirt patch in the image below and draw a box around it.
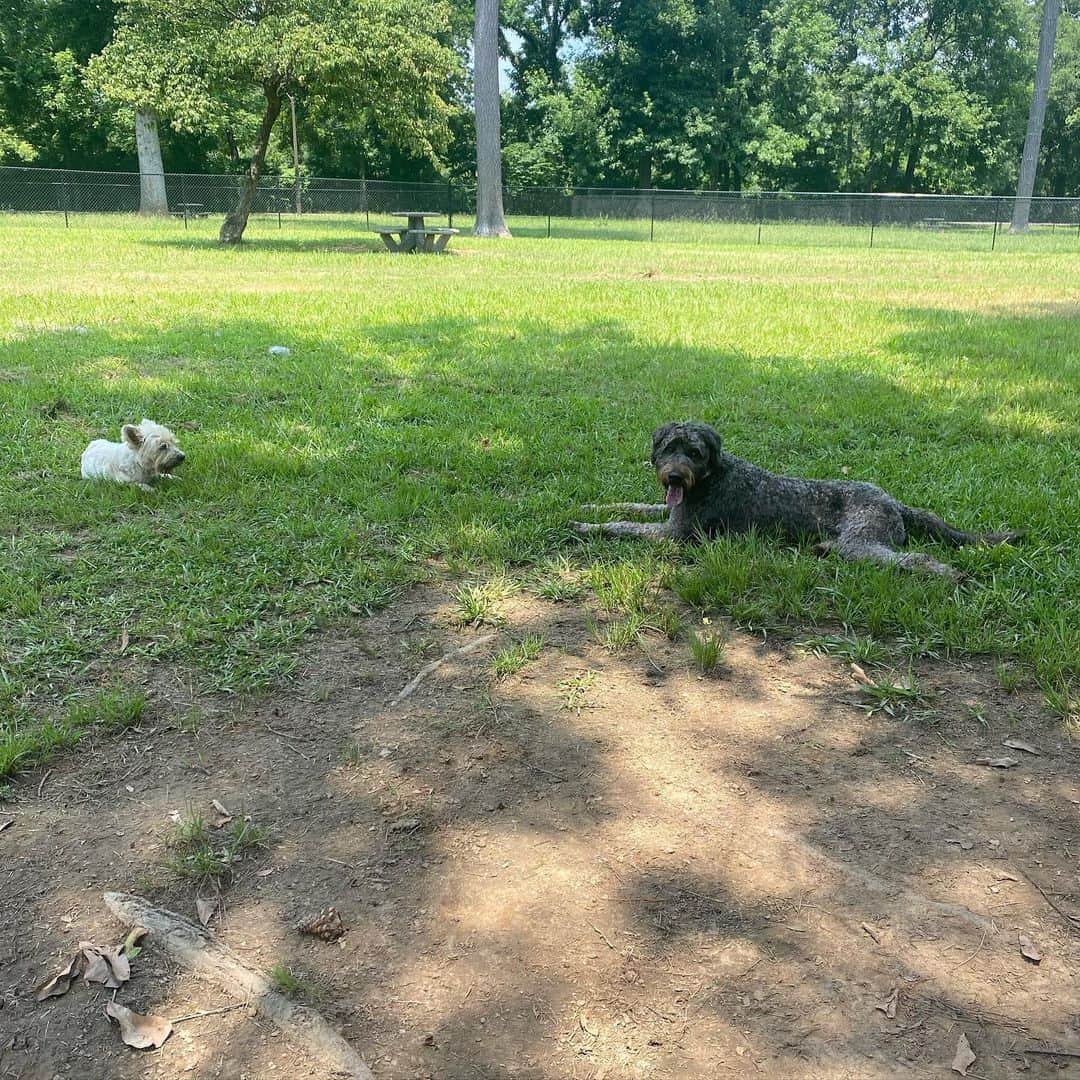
[2,590,1078,1079]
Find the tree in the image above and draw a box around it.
[134,109,168,213]
[474,0,512,235]
[1012,0,1062,230]
[92,0,457,243]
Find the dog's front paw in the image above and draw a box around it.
[137,483,155,493]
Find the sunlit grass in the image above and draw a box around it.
[0,213,1076,778]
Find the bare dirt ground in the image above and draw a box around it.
[2,589,1078,1079]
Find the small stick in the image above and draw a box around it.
[950,926,990,970]
[262,724,313,762]
[37,769,53,798]
[1023,1048,1080,1060]
[171,1003,246,1024]
[390,634,497,706]
[590,923,616,950]
[860,922,882,943]
[1018,868,1080,927]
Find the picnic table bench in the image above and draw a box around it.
[373,211,459,253]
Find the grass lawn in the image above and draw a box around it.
[1,213,1077,779]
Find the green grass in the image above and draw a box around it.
[687,626,727,674]
[0,213,1077,777]
[491,633,545,677]
[165,807,267,885]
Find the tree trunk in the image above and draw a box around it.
[473,0,511,237]
[135,109,168,216]
[1011,0,1060,233]
[219,85,283,245]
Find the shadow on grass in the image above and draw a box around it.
[0,302,1075,748]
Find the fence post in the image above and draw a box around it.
[446,178,453,228]
[547,208,551,239]
[756,193,763,245]
[650,190,655,241]
[869,196,877,249]
[991,198,1002,251]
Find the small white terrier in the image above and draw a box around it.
[81,419,186,492]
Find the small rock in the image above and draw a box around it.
[388,818,420,832]
[267,345,291,357]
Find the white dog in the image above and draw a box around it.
[81,419,186,492]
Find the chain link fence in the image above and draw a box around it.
[1,165,1077,249]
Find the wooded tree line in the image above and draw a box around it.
[1,0,1077,196]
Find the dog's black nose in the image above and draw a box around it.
[176,451,185,462]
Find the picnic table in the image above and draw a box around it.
[175,203,205,227]
[373,210,460,254]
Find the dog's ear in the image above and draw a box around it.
[651,422,678,462]
[698,424,723,466]
[122,424,144,448]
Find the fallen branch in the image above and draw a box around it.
[104,893,372,1079]
[389,634,497,707]
[1024,1048,1080,1060]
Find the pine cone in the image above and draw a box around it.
[296,907,346,942]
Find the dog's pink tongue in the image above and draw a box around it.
[665,485,684,508]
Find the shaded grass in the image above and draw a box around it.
[0,215,1077,779]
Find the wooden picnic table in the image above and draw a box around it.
[373,210,460,254]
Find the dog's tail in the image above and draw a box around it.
[899,504,1025,548]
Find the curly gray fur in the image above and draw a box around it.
[571,421,1023,579]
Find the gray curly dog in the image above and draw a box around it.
[571,421,1023,579]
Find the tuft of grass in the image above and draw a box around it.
[1043,683,1079,735]
[452,580,511,627]
[687,627,727,674]
[859,673,926,717]
[269,964,308,999]
[166,807,267,885]
[600,613,648,651]
[799,632,888,666]
[491,634,545,678]
[651,606,684,641]
[994,663,1023,693]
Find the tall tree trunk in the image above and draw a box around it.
[637,152,652,190]
[473,0,511,237]
[219,85,283,245]
[902,117,925,192]
[1011,0,1060,232]
[135,108,168,216]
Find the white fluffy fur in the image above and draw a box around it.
[81,419,186,492]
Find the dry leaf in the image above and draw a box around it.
[975,756,1019,768]
[952,1032,976,1075]
[875,987,899,1019]
[580,1015,599,1038]
[209,799,232,828]
[105,1001,173,1049]
[34,954,81,1001]
[196,897,218,927]
[1002,737,1040,755]
[1018,934,1042,963]
[296,907,346,942]
[81,942,130,988]
[119,627,129,654]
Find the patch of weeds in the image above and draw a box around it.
[340,740,366,766]
[859,673,926,717]
[995,663,1022,693]
[0,687,147,782]
[453,581,509,627]
[401,635,440,661]
[491,634,545,678]
[533,555,586,602]
[177,706,208,736]
[1043,683,1079,735]
[650,606,684,641]
[687,626,727,674]
[799,631,888,666]
[965,701,989,728]
[269,964,312,999]
[166,808,267,886]
[558,670,598,712]
[600,612,648,651]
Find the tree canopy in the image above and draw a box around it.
[0,0,1077,195]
